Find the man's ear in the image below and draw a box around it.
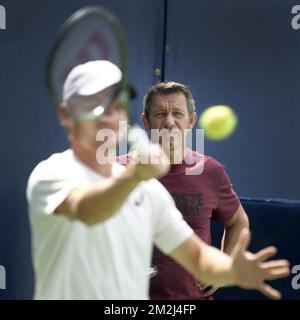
[140,113,150,130]
[189,112,197,129]
[58,102,73,128]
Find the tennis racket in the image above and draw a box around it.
[46,5,130,119]
[46,5,148,148]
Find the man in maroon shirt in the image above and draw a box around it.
[140,81,250,300]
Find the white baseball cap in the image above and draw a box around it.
[63,60,122,101]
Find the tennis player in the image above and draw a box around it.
[26,60,289,300]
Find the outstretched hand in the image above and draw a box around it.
[231,229,290,299]
[130,144,170,181]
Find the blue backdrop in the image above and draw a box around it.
[0,0,299,299]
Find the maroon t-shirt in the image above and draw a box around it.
[117,149,240,300]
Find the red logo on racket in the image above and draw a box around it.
[60,31,110,83]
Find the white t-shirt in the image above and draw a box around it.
[26,149,193,300]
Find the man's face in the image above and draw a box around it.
[62,98,128,152]
[141,92,197,152]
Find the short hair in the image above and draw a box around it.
[143,81,196,118]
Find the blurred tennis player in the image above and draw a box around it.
[26,60,289,299]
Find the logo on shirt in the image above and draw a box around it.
[171,193,203,216]
[134,193,144,206]
[148,265,158,278]
[0,265,6,289]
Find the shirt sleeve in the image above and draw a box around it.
[212,164,240,223]
[26,164,78,216]
[146,180,194,255]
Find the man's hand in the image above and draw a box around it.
[130,144,170,181]
[231,229,290,299]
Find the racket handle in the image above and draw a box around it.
[127,125,150,153]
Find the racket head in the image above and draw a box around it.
[46,6,132,122]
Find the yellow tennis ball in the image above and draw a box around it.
[199,105,238,140]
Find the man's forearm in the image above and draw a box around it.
[222,221,249,255]
[197,242,236,287]
[56,145,170,225]
[68,165,140,225]
[170,234,236,288]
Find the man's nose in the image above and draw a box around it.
[162,113,175,129]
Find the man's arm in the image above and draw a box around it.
[55,145,169,226]
[221,204,250,255]
[199,205,249,296]
[169,230,290,300]
[55,165,140,225]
